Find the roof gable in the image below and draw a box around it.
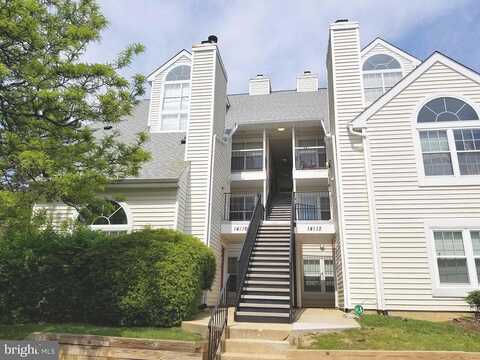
[147,49,191,82]
[352,52,480,129]
[361,38,421,67]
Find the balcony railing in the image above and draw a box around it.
[294,192,331,220]
[224,193,260,221]
[295,147,327,170]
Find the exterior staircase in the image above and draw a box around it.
[235,194,294,323]
[267,194,293,221]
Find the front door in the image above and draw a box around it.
[302,255,335,307]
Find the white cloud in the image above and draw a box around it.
[87,0,471,93]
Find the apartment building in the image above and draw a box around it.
[41,20,480,323]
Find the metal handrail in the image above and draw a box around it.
[207,275,234,360]
[289,191,297,322]
[234,194,264,311]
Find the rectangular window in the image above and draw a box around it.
[160,83,189,131]
[324,259,335,293]
[295,137,326,170]
[433,231,469,284]
[303,256,321,291]
[231,142,263,171]
[363,73,383,104]
[471,231,480,283]
[363,71,402,104]
[420,130,454,176]
[383,72,402,91]
[454,129,480,175]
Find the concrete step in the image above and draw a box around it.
[228,326,291,341]
[221,352,286,360]
[243,287,290,292]
[241,294,290,300]
[238,302,290,309]
[225,338,290,355]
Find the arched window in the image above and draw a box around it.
[417,97,479,123]
[417,97,480,177]
[165,65,191,81]
[362,54,402,104]
[160,65,191,131]
[78,200,130,234]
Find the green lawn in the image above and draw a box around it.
[0,323,202,341]
[308,314,480,352]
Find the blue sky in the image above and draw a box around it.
[85,0,480,95]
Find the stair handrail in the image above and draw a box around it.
[235,193,264,310]
[289,191,297,322]
[207,274,234,360]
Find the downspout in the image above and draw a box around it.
[348,123,385,312]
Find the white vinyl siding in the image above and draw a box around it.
[328,23,379,309]
[185,43,229,305]
[366,61,480,311]
[36,188,178,231]
[175,167,190,232]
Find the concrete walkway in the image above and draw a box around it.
[182,308,359,340]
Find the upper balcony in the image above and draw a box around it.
[293,130,328,186]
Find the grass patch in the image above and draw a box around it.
[0,323,202,341]
[308,314,480,352]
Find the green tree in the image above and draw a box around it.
[0,0,150,229]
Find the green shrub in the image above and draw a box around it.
[466,290,480,320]
[0,228,215,327]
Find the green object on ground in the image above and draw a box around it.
[354,305,364,316]
[307,314,480,352]
[0,323,201,341]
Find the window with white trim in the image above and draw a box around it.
[362,54,402,104]
[430,227,480,295]
[472,231,480,283]
[417,97,480,178]
[78,200,130,234]
[433,231,469,284]
[160,65,191,132]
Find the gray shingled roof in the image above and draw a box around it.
[226,89,328,128]
[102,89,328,181]
[98,99,187,182]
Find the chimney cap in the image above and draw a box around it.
[208,35,218,43]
